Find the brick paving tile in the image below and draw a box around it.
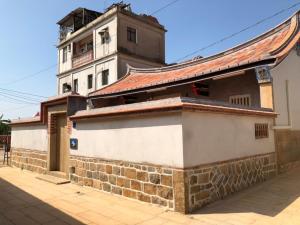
[0,167,300,225]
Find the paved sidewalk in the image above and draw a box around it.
[0,167,300,225]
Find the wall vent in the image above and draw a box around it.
[255,123,269,139]
[229,94,251,107]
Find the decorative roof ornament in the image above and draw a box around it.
[255,66,272,84]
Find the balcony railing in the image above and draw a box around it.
[72,50,93,68]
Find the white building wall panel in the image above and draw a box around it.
[11,125,48,151]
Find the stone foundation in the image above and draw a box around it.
[186,152,277,211]
[275,130,300,173]
[69,155,175,209]
[10,150,278,213]
[278,160,300,173]
[11,148,47,174]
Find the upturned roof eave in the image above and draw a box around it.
[89,58,276,99]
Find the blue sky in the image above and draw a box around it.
[0,0,299,119]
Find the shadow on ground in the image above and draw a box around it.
[193,168,300,217]
[0,177,86,225]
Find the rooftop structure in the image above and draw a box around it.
[56,2,166,96]
[89,12,299,98]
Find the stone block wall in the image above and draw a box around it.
[187,152,277,211]
[11,148,47,174]
[69,155,175,209]
[10,149,278,213]
[275,130,300,173]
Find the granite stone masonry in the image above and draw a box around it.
[11,148,47,174]
[11,149,277,213]
[69,155,175,209]
[187,152,277,211]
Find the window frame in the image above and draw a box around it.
[73,79,78,93]
[102,69,109,86]
[87,74,93,89]
[255,123,269,139]
[127,27,137,43]
[62,46,68,63]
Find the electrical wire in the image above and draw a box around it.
[0,104,39,113]
[0,0,182,88]
[1,64,57,86]
[150,0,181,15]
[0,92,39,105]
[0,91,42,102]
[173,1,300,62]
[0,87,47,98]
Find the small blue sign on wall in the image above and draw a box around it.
[70,138,78,150]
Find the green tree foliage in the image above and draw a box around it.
[0,114,11,135]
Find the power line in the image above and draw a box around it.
[0,0,180,89]
[0,91,42,102]
[0,87,47,99]
[0,104,39,114]
[151,0,181,15]
[173,1,300,62]
[0,93,38,105]
[1,64,57,86]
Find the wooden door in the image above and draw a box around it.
[56,114,68,173]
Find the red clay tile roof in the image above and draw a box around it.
[10,116,42,126]
[70,97,276,121]
[89,12,300,98]
[10,93,86,125]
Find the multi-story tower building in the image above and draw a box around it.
[56,3,166,96]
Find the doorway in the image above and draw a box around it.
[53,114,69,173]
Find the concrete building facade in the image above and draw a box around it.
[10,7,300,214]
[57,3,166,96]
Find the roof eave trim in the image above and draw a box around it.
[89,58,276,99]
[70,102,277,122]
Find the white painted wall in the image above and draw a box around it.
[72,66,95,95]
[71,113,184,168]
[11,125,48,151]
[94,16,117,59]
[118,54,164,79]
[58,44,72,74]
[95,56,118,88]
[58,75,72,95]
[118,13,165,63]
[182,111,275,167]
[271,49,300,130]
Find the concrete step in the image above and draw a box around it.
[47,171,68,179]
[36,174,70,185]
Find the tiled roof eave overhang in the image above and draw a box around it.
[89,11,300,99]
[70,97,277,122]
[89,58,276,99]
[10,94,86,126]
[10,117,42,127]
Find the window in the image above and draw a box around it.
[87,75,93,89]
[62,83,71,93]
[229,94,251,107]
[192,83,209,96]
[73,79,78,93]
[87,41,93,51]
[127,27,137,43]
[62,47,68,63]
[255,123,269,139]
[102,70,109,85]
[99,28,109,44]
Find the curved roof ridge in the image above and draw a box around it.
[89,10,300,98]
[128,10,299,75]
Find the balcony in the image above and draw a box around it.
[72,50,93,68]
